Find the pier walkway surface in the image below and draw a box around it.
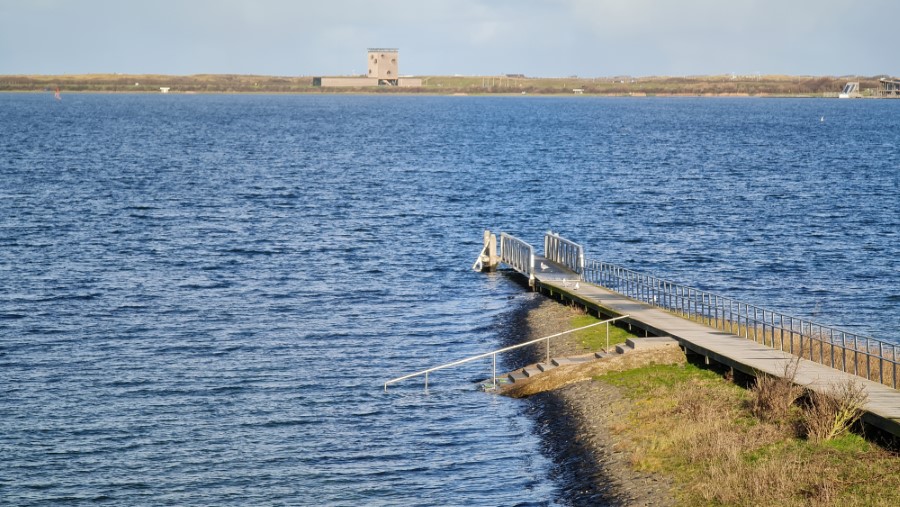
[486,231,900,437]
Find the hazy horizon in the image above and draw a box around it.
[1,1,897,77]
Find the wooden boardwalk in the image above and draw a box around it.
[528,257,900,437]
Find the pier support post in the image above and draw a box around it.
[480,230,500,271]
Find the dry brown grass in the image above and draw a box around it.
[802,379,869,443]
[749,356,804,423]
[599,363,900,506]
[750,374,804,424]
[0,73,885,96]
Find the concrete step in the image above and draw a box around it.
[508,372,528,383]
[615,343,632,354]
[551,355,595,367]
[626,336,679,350]
[523,366,543,377]
[594,352,607,359]
[537,362,557,372]
[616,336,680,355]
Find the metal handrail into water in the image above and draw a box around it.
[500,233,535,282]
[471,242,490,271]
[583,259,899,389]
[544,230,584,276]
[384,315,630,392]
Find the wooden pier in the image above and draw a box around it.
[483,230,900,438]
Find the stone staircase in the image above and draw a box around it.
[504,337,678,384]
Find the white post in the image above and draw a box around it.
[492,353,497,389]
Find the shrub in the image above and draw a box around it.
[802,379,868,443]
[749,359,803,423]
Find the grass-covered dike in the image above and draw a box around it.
[596,362,900,506]
[0,73,888,97]
[521,300,899,505]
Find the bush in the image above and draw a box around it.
[802,379,868,443]
[749,360,803,423]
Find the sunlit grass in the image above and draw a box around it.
[570,312,638,352]
[594,363,900,506]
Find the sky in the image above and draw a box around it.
[0,0,896,77]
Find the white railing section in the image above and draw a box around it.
[544,231,585,276]
[471,242,489,272]
[583,259,899,389]
[384,315,631,391]
[500,233,535,282]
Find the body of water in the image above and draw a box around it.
[1,93,897,505]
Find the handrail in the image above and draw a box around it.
[384,315,630,391]
[471,242,489,271]
[583,258,899,389]
[499,233,535,283]
[544,231,585,276]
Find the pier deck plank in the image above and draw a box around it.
[528,259,900,436]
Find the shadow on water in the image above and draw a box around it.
[494,286,616,506]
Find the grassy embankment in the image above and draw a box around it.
[596,363,900,506]
[557,307,900,504]
[0,74,886,96]
[569,311,637,352]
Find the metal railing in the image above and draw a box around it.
[471,242,489,272]
[500,233,535,283]
[583,259,899,389]
[544,231,584,276]
[384,315,630,391]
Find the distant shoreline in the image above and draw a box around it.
[0,73,890,98]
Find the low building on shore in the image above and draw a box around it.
[880,78,900,98]
[313,48,422,88]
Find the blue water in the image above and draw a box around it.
[1,93,897,505]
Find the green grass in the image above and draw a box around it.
[599,362,722,395]
[570,313,638,352]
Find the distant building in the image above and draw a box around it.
[367,48,399,85]
[880,78,900,98]
[313,77,379,87]
[314,48,422,88]
[838,82,860,99]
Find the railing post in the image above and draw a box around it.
[529,248,535,286]
[578,248,585,276]
[492,353,497,390]
[606,321,610,353]
[544,231,550,260]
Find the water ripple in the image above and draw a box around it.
[1,93,897,506]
